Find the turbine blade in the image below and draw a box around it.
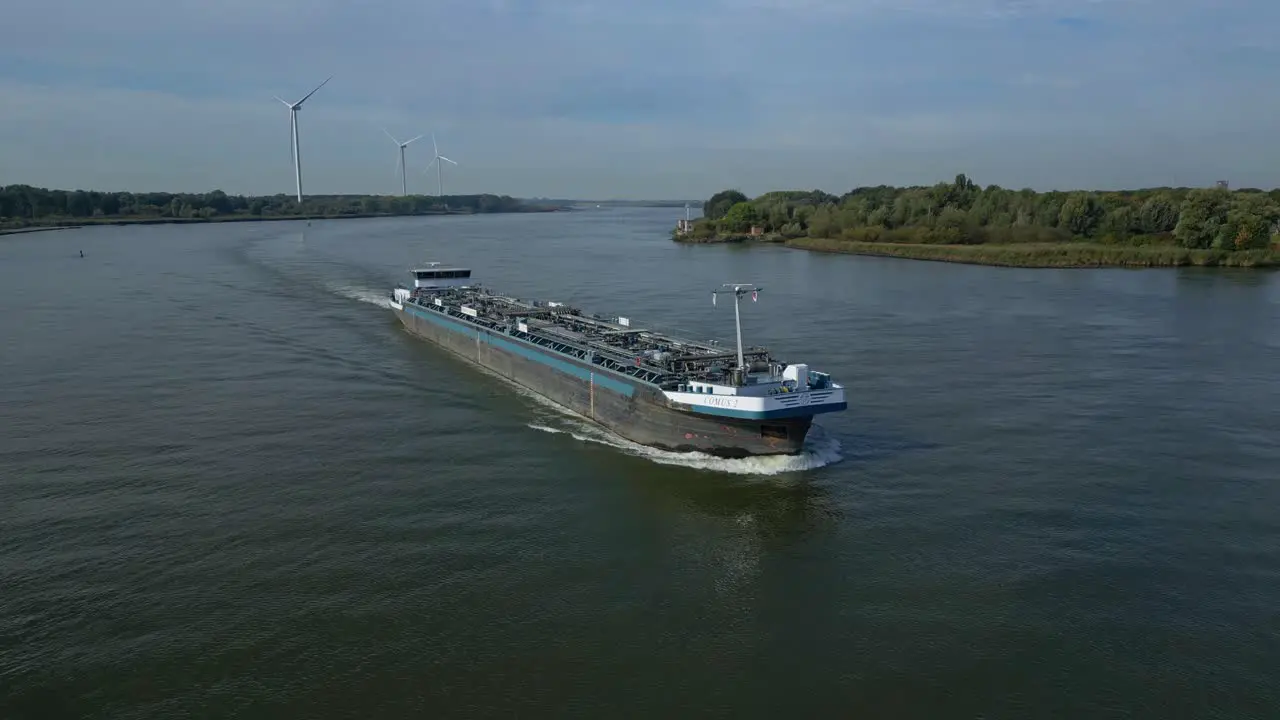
[432,132,438,155]
[382,127,400,145]
[440,156,457,165]
[404,134,424,145]
[275,95,292,107]
[295,75,333,106]
[423,157,437,174]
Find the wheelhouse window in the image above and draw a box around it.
[414,270,472,280]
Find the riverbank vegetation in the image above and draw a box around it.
[0,185,558,231]
[676,175,1280,267]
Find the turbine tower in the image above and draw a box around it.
[424,133,458,197]
[383,128,424,196]
[274,75,332,203]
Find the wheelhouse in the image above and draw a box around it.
[411,262,473,289]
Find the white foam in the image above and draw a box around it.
[518,381,842,476]
[330,284,391,308]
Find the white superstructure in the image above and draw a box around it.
[660,281,847,420]
[662,366,845,419]
[390,262,472,309]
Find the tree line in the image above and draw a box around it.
[687,175,1280,251]
[0,185,552,228]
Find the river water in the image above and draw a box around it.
[2,208,1278,718]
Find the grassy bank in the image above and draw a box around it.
[0,226,80,237]
[670,232,776,244]
[681,176,1280,269]
[784,237,1280,268]
[0,206,564,235]
[0,184,567,235]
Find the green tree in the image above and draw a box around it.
[807,205,837,238]
[1058,192,1105,237]
[1221,193,1278,250]
[719,201,761,233]
[0,184,547,229]
[1137,194,1179,234]
[670,175,1270,257]
[703,189,748,221]
[1174,188,1230,249]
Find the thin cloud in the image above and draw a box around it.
[1,0,1278,197]
[714,0,1149,19]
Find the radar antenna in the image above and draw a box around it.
[711,283,761,371]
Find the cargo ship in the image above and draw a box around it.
[388,263,846,457]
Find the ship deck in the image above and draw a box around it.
[402,284,776,389]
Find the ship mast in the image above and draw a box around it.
[712,283,761,372]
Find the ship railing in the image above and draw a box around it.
[515,322,669,384]
[415,297,671,384]
[537,324,673,383]
[498,298,734,360]
[426,290,688,384]
[417,297,508,335]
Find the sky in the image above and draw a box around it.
[1,0,1278,199]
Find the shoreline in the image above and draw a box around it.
[673,234,1279,269]
[0,226,81,237]
[0,206,564,236]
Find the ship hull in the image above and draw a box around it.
[393,302,812,457]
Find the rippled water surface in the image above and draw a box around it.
[2,209,1278,718]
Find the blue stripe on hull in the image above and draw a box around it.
[403,303,637,397]
[683,402,848,420]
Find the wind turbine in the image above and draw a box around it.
[424,133,458,197]
[383,128,424,196]
[274,75,332,203]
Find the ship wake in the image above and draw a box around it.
[529,419,842,476]
[464,336,840,475]
[329,283,391,308]
[517,384,842,476]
